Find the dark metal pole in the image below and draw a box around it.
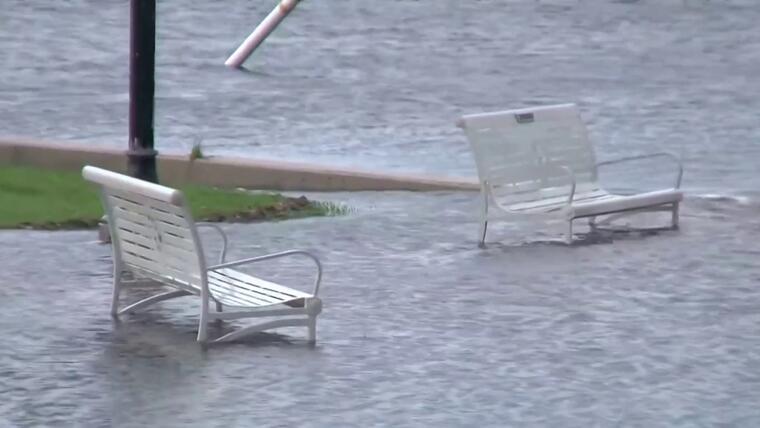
[127,0,158,182]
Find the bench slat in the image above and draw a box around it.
[208,280,259,307]
[464,105,598,199]
[209,269,309,307]
[115,218,198,261]
[209,282,273,307]
[115,220,196,253]
[109,186,182,208]
[109,194,189,229]
[119,231,199,273]
[219,268,309,300]
[506,190,615,213]
[210,271,279,305]
[113,207,194,243]
[120,251,200,286]
[120,241,200,283]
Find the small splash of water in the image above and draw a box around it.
[694,193,753,206]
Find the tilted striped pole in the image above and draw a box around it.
[225,0,300,68]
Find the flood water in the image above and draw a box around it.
[2,0,760,426]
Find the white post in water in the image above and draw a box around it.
[225,0,300,68]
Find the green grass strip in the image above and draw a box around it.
[0,166,328,229]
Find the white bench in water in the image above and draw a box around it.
[458,103,683,246]
[83,166,323,344]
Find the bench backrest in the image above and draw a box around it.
[83,166,206,289]
[460,103,599,203]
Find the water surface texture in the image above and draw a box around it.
[2,0,760,426]
[2,0,759,188]
[2,193,760,427]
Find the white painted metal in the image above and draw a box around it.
[82,166,183,204]
[82,166,323,344]
[459,104,684,246]
[225,0,300,68]
[196,223,229,264]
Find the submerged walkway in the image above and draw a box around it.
[0,138,478,192]
[1,192,760,426]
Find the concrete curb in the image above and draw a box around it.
[0,138,479,192]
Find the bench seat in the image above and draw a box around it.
[208,268,311,308]
[504,188,683,218]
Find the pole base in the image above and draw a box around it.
[126,147,158,183]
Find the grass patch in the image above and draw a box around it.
[0,166,332,230]
[189,137,204,160]
[313,200,354,216]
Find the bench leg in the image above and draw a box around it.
[588,216,597,231]
[478,220,488,248]
[477,188,489,248]
[205,298,322,344]
[213,301,224,327]
[197,293,210,343]
[119,290,191,315]
[306,297,321,344]
[566,219,574,244]
[197,324,208,343]
[111,273,122,317]
[671,202,680,229]
[211,318,309,343]
[307,316,317,344]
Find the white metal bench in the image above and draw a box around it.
[83,166,323,344]
[458,103,683,246]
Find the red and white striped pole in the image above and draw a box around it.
[225,0,300,68]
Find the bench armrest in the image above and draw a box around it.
[544,162,577,206]
[207,250,323,296]
[534,142,577,206]
[196,223,229,264]
[596,152,683,189]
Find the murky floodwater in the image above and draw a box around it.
[2,193,760,426]
[2,0,759,188]
[2,0,760,426]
